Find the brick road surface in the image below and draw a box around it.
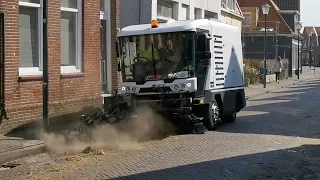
[1,77,320,180]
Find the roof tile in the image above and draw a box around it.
[273,0,300,11]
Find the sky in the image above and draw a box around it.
[300,0,320,26]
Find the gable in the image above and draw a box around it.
[238,0,293,34]
[235,1,243,16]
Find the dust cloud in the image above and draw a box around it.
[40,106,176,154]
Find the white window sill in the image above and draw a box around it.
[61,66,81,74]
[19,1,41,8]
[19,67,43,77]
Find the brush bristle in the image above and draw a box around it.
[191,123,207,134]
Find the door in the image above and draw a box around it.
[100,19,108,93]
[195,30,210,97]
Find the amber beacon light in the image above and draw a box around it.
[151,19,159,28]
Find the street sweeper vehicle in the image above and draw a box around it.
[73,19,246,136]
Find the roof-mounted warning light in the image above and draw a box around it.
[151,19,159,28]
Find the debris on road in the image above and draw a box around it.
[82,146,93,154]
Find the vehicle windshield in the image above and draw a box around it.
[119,31,196,82]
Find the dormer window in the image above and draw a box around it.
[227,0,236,11]
[221,0,236,11]
[242,12,252,27]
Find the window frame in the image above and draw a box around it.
[157,0,177,21]
[181,4,189,20]
[194,8,202,19]
[18,0,43,76]
[60,0,83,74]
[204,10,217,20]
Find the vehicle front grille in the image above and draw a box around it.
[139,87,172,93]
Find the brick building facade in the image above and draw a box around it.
[0,0,120,134]
[239,0,302,77]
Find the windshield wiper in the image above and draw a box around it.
[143,42,158,80]
[170,51,190,78]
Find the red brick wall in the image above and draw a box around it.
[0,0,114,134]
[239,0,293,34]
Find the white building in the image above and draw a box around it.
[120,0,243,29]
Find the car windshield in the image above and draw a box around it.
[119,31,196,82]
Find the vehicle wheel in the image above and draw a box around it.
[204,100,221,131]
[222,111,237,123]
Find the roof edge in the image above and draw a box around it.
[269,0,294,34]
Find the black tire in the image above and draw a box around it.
[203,100,220,131]
[222,111,237,123]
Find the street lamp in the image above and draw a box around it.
[261,3,270,88]
[296,21,302,79]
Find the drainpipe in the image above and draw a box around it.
[0,12,8,125]
[139,0,142,24]
[42,0,49,131]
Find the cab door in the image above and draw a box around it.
[195,29,211,97]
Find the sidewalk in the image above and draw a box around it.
[0,136,45,165]
[245,66,320,99]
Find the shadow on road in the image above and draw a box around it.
[218,79,320,139]
[110,144,320,180]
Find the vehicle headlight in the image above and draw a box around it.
[121,87,126,91]
[126,87,130,91]
[186,83,192,88]
[174,84,180,90]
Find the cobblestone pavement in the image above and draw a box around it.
[1,78,320,180]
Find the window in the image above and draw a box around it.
[61,0,82,74]
[204,11,218,20]
[243,12,252,27]
[19,0,42,76]
[181,4,189,20]
[194,8,202,19]
[100,0,105,11]
[227,0,236,11]
[221,0,227,8]
[294,14,299,33]
[157,0,174,19]
[292,44,298,70]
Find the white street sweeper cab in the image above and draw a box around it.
[113,19,246,131]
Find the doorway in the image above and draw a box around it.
[100,19,108,93]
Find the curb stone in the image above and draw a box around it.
[0,140,45,165]
[245,76,317,100]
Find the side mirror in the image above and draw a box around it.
[198,51,211,67]
[116,41,120,58]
